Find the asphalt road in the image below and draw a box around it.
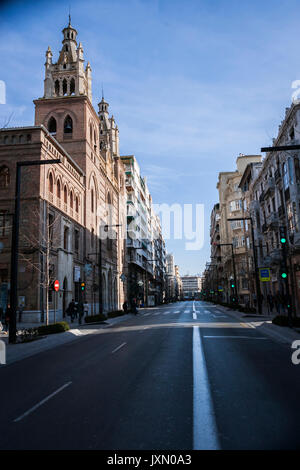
[0,301,300,450]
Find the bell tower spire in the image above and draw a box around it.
[42,19,92,101]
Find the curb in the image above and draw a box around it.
[215,304,300,344]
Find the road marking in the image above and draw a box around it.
[184,310,190,313]
[14,382,72,423]
[111,342,127,354]
[204,310,211,314]
[193,326,220,450]
[174,311,180,314]
[203,336,268,339]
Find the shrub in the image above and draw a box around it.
[107,310,125,318]
[84,313,107,323]
[272,315,300,327]
[36,321,70,335]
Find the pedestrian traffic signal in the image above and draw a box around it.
[231,283,235,288]
[280,226,287,244]
[281,272,287,279]
[81,282,85,291]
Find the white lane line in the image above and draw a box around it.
[174,311,180,314]
[193,326,220,450]
[192,301,197,319]
[203,336,268,339]
[14,382,72,423]
[204,310,211,314]
[184,310,190,313]
[111,342,127,354]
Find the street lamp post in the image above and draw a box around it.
[9,159,61,343]
[227,216,262,315]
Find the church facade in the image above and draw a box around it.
[0,19,128,322]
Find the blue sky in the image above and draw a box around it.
[1,0,300,275]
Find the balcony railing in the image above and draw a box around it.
[265,177,275,196]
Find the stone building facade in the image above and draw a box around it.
[0,20,127,321]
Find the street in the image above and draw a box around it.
[0,301,300,450]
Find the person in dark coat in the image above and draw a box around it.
[68,299,76,323]
[132,299,138,315]
[77,301,84,325]
[122,301,128,314]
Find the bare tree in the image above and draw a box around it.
[1,112,14,129]
[19,201,61,325]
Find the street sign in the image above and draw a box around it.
[54,280,60,292]
[259,268,270,282]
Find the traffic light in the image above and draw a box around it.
[280,269,288,279]
[80,282,85,291]
[279,226,287,245]
[231,282,235,289]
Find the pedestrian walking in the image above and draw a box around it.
[274,292,282,314]
[122,301,128,314]
[77,301,84,325]
[5,306,11,332]
[68,299,76,323]
[267,293,274,314]
[83,300,89,318]
[132,299,138,315]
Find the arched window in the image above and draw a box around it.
[64,115,73,134]
[90,123,93,143]
[19,135,24,143]
[70,78,75,95]
[55,80,60,96]
[0,166,10,188]
[62,79,67,96]
[75,196,79,213]
[91,188,94,213]
[107,192,112,251]
[48,117,57,134]
[57,179,61,198]
[70,191,73,209]
[48,173,54,193]
[64,226,69,250]
[64,186,68,204]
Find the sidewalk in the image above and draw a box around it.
[214,304,300,345]
[0,313,135,365]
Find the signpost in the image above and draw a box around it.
[259,268,270,282]
[53,280,59,323]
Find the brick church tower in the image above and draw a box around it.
[33,18,127,314]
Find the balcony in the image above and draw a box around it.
[266,212,279,228]
[265,177,275,197]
